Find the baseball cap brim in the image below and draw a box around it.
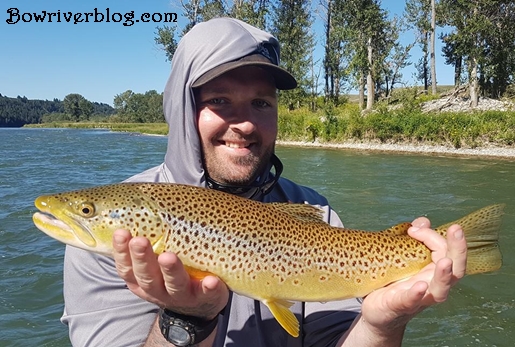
[192,54,297,90]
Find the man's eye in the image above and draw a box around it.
[209,98,225,105]
[254,100,270,108]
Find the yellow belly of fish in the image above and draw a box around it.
[177,230,432,303]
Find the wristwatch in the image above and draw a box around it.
[158,308,219,346]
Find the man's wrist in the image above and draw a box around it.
[359,314,407,343]
[337,313,406,347]
[158,308,219,346]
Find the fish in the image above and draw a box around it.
[32,183,504,337]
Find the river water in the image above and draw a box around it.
[1,128,513,346]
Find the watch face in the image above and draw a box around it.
[168,325,192,347]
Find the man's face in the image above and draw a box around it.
[195,66,278,186]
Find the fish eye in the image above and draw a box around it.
[79,203,95,217]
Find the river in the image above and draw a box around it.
[1,128,513,346]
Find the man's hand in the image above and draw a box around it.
[112,229,229,320]
[360,217,467,337]
[338,217,467,346]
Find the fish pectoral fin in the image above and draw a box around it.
[151,235,167,255]
[263,299,299,337]
[184,266,216,281]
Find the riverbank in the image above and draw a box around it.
[277,140,515,159]
[24,122,515,159]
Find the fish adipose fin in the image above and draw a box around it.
[263,299,299,337]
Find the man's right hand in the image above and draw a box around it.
[112,229,229,321]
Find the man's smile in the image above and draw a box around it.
[221,139,254,147]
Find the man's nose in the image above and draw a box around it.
[228,104,257,134]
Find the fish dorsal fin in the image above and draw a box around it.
[269,203,326,224]
[381,222,412,236]
[263,299,299,337]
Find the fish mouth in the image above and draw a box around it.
[33,196,98,249]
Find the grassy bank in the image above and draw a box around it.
[278,105,515,149]
[25,122,169,136]
[25,106,515,149]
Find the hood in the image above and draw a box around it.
[162,17,285,188]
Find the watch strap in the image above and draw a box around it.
[159,308,219,346]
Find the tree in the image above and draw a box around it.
[439,0,515,104]
[155,1,270,64]
[478,1,515,98]
[430,0,437,94]
[63,94,88,122]
[340,0,390,110]
[272,0,314,110]
[113,90,164,123]
[113,90,134,122]
[154,25,178,62]
[404,0,432,91]
[143,90,165,123]
[79,98,93,121]
[154,0,219,63]
[379,24,414,100]
[321,0,351,104]
[229,0,270,29]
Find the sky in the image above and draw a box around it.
[1,0,455,106]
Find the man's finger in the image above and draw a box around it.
[129,237,165,295]
[158,252,192,295]
[427,257,453,303]
[112,229,137,284]
[411,216,430,229]
[445,225,467,279]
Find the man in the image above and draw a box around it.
[62,18,467,346]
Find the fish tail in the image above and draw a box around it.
[435,204,505,275]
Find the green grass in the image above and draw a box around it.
[277,105,515,149]
[25,122,169,136]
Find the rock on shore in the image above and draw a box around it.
[421,90,515,113]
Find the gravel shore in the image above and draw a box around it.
[277,140,515,159]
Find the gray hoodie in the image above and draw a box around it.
[62,18,361,347]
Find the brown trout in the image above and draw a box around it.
[32,183,504,337]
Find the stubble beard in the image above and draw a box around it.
[203,144,275,186]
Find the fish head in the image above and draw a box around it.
[32,184,166,256]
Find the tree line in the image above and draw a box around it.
[0,94,114,127]
[0,90,164,126]
[155,0,515,110]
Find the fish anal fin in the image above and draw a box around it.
[263,299,299,337]
[381,222,412,236]
[184,265,215,281]
[269,203,326,224]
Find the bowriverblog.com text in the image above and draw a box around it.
[5,8,178,26]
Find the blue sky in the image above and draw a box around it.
[1,0,454,106]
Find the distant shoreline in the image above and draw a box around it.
[276,140,515,159]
